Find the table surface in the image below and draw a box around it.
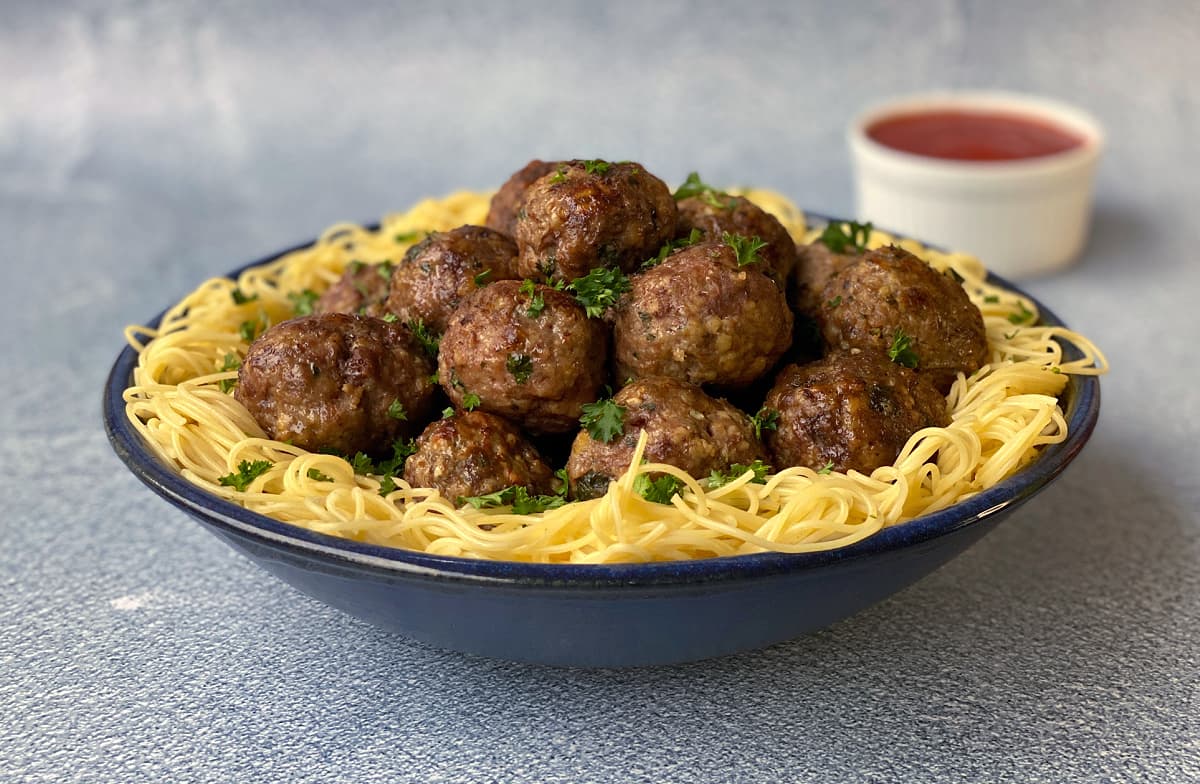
[4,2,1198,782]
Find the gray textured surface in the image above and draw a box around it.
[3,1,1199,782]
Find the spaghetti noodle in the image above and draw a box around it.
[122,189,1106,563]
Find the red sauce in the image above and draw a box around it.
[866,109,1085,161]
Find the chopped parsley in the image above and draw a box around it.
[673,171,717,201]
[462,392,482,411]
[381,312,398,323]
[825,295,843,309]
[238,317,266,343]
[377,260,395,280]
[581,159,612,176]
[406,318,441,359]
[568,266,631,317]
[387,399,407,421]
[579,396,626,443]
[458,485,567,514]
[817,461,835,475]
[394,230,423,243]
[722,232,767,267]
[548,165,568,185]
[217,459,273,492]
[306,468,333,482]
[506,353,534,384]
[288,289,320,316]
[750,407,780,439]
[819,221,873,254]
[217,353,240,393]
[642,227,704,270]
[633,473,683,505]
[231,288,257,305]
[346,438,417,481]
[442,406,455,419]
[707,459,772,489]
[983,294,1000,304]
[473,268,492,287]
[1008,300,1036,325]
[519,279,546,318]
[887,328,920,368]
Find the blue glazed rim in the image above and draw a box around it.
[102,217,1101,589]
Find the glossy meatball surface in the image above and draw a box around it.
[790,239,865,318]
[437,279,608,434]
[566,376,766,499]
[235,313,437,456]
[675,194,799,285]
[818,245,988,391]
[485,159,558,238]
[515,160,677,283]
[403,410,556,502]
[612,241,793,389]
[764,351,948,475]
[314,260,393,318]
[385,225,519,333]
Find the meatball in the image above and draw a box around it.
[515,159,676,283]
[314,260,393,318]
[437,279,608,434]
[235,313,437,456]
[485,159,558,237]
[791,239,865,318]
[675,193,799,285]
[764,351,948,475]
[384,225,519,334]
[612,240,793,389]
[566,376,766,500]
[819,245,988,391]
[403,410,556,503]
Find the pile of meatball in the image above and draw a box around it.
[235,158,988,506]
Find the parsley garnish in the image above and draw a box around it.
[642,228,704,270]
[673,171,718,201]
[983,294,1000,304]
[442,406,455,419]
[473,268,492,287]
[307,468,333,482]
[458,485,567,514]
[347,438,417,480]
[378,475,398,496]
[633,473,683,505]
[461,392,482,411]
[217,353,240,393]
[888,328,920,368]
[750,407,780,439]
[819,221,873,254]
[707,459,772,488]
[231,288,257,305]
[387,399,407,420]
[406,318,441,359]
[377,260,395,280]
[581,159,611,176]
[817,461,835,475]
[1008,301,1036,325]
[217,459,272,492]
[394,230,423,243]
[238,318,265,343]
[519,279,546,318]
[826,295,843,309]
[722,232,767,267]
[579,396,626,443]
[288,289,319,316]
[506,353,534,384]
[548,165,568,185]
[568,266,631,317]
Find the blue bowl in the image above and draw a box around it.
[103,225,1101,667]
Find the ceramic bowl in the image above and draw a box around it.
[103,223,1101,667]
[848,90,1104,279]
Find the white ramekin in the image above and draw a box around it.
[847,91,1104,279]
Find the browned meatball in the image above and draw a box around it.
[675,194,799,285]
[612,240,793,389]
[791,240,865,318]
[819,245,988,391]
[314,260,393,318]
[384,225,519,334]
[566,376,766,500]
[515,160,677,283]
[485,159,558,237]
[235,313,437,456]
[403,410,556,502]
[764,351,948,475]
[437,279,608,434]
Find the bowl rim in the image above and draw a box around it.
[848,90,1105,183]
[102,213,1101,588]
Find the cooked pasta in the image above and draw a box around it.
[122,188,1106,563]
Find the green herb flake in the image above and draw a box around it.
[442,406,455,419]
[387,399,407,421]
[568,266,631,318]
[722,232,767,267]
[217,353,241,393]
[983,294,1000,304]
[750,407,780,440]
[633,473,683,505]
[673,171,718,201]
[819,221,873,254]
[707,459,772,489]
[457,485,567,514]
[473,268,492,287]
[217,459,273,492]
[548,165,568,185]
[288,289,320,316]
[231,288,258,305]
[238,318,265,343]
[378,475,398,496]
[579,396,626,443]
[817,461,835,475]
[506,353,534,384]
[887,328,920,368]
[462,392,482,411]
[826,295,843,309]
[520,279,546,318]
[307,468,333,482]
[377,260,395,280]
[581,159,612,176]
[1008,301,1036,325]
[394,230,423,244]
[406,318,441,359]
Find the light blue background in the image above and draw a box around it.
[3,2,1198,781]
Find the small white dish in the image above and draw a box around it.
[848,91,1104,278]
